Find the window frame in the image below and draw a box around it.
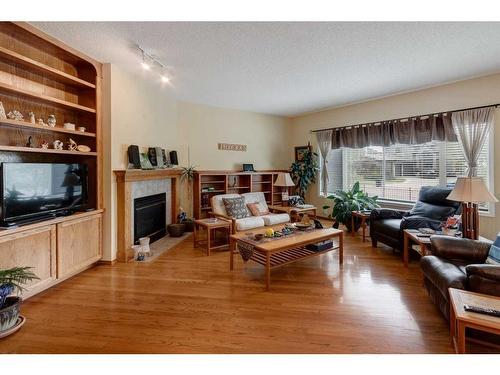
[318,126,495,217]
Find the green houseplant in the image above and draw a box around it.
[290,148,319,197]
[0,267,38,333]
[323,182,379,231]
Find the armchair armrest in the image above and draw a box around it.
[400,216,442,231]
[430,235,492,263]
[466,264,500,282]
[370,208,407,221]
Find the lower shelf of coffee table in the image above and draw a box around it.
[249,245,338,269]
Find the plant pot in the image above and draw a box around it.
[0,284,14,310]
[181,220,194,232]
[0,296,22,333]
[167,223,185,237]
[345,217,362,232]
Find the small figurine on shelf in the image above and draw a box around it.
[47,114,56,127]
[28,112,36,124]
[76,145,91,152]
[67,138,77,151]
[37,118,48,126]
[26,136,34,148]
[0,101,6,120]
[7,110,23,121]
[53,140,63,150]
[40,140,49,149]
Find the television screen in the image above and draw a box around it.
[1,163,87,223]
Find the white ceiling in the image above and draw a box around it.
[32,22,500,117]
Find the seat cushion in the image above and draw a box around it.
[235,216,265,231]
[211,194,241,216]
[223,197,250,219]
[261,213,290,226]
[421,255,467,299]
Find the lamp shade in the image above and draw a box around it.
[447,177,498,203]
[274,173,295,187]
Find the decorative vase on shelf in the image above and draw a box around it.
[0,102,6,120]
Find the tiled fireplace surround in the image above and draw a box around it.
[114,169,182,262]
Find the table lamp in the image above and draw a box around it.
[447,177,498,239]
[274,173,295,205]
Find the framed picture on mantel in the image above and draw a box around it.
[295,145,311,162]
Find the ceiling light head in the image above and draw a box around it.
[141,50,150,70]
[161,74,169,83]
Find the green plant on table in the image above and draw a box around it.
[0,267,39,309]
[323,181,379,231]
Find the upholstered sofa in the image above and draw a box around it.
[370,186,461,251]
[210,192,290,233]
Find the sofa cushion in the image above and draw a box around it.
[211,194,241,216]
[223,197,250,219]
[241,192,269,212]
[486,232,500,265]
[247,202,269,216]
[421,255,467,299]
[235,216,265,231]
[409,201,456,222]
[261,213,290,226]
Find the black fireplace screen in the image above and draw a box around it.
[133,193,166,244]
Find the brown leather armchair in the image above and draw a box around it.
[420,235,500,321]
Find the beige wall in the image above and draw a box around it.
[103,65,292,260]
[290,73,500,240]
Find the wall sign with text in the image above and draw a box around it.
[218,143,247,152]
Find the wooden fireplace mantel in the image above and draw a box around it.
[113,168,182,262]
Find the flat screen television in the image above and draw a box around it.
[0,163,88,226]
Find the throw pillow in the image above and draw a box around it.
[408,201,456,221]
[223,197,250,219]
[486,232,500,265]
[247,202,270,216]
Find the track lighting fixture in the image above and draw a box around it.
[138,46,171,84]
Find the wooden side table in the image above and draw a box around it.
[403,229,432,267]
[449,288,500,353]
[351,211,371,242]
[193,218,231,256]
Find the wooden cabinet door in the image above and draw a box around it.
[57,213,102,278]
[0,225,57,297]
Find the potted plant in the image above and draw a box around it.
[0,267,38,334]
[180,165,197,229]
[323,182,379,231]
[289,148,319,197]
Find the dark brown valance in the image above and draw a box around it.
[328,114,457,150]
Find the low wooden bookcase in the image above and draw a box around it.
[193,170,289,219]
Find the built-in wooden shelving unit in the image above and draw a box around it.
[194,170,288,219]
[0,22,103,299]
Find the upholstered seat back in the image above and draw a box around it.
[241,192,269,213]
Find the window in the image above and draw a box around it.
[321,134,493,211]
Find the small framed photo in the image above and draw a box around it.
[295,145,311,162]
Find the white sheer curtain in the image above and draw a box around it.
[316,129,333,196]
[451,107,495,177]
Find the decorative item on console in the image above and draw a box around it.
[0,102,6,120]
[63,123,76,131]
[37,118,48,127]
[39,140,49,149]
[67,138,77,151]
[28,112,35,124]
[177,207,194,232]
[47,114,56,127]
[25,136,34,148]
[441,215,461,237]
[7,110,23,121]
[77,126,86,132]
[53,140,63,150]
[77,145,91,152]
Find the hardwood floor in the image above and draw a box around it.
[0,228,490,353]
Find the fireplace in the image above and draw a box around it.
[133,193,166,244]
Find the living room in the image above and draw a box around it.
[1,1,500,372]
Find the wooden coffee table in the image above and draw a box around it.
[449,288,500,353]
[230,226,343,290]
[193,218,232,256]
